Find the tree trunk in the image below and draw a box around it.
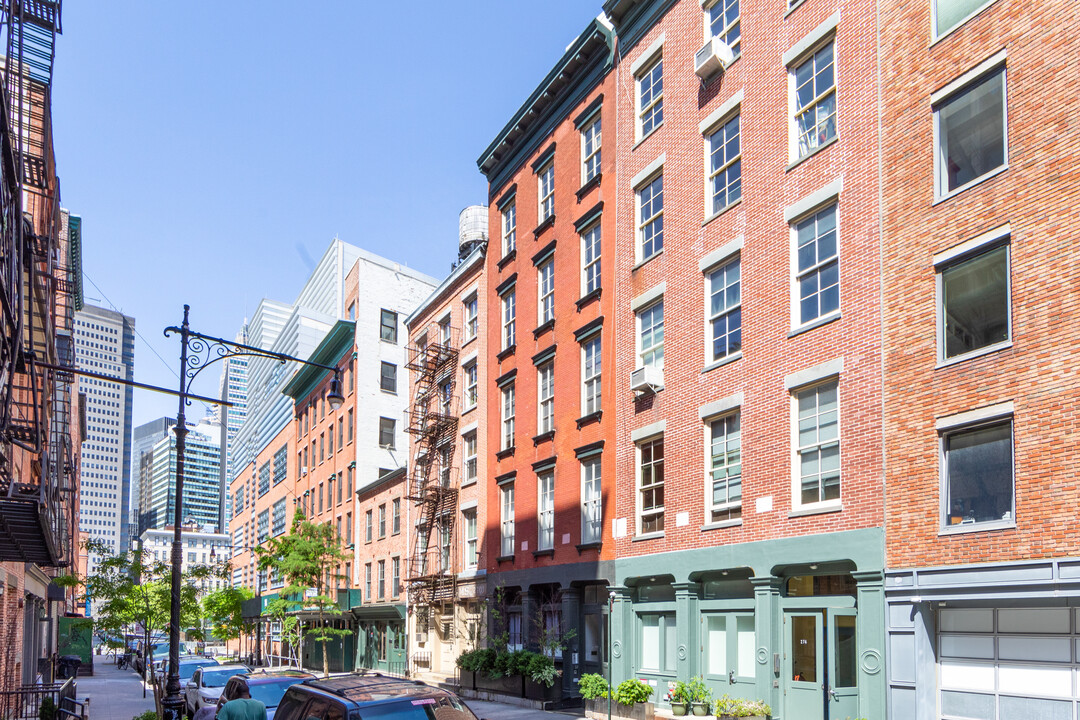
[320,612,329,678]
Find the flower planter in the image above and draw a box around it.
[584,698,654,720]
[691,702,709,716]
[718,716,769,720]
[670,702,688,716]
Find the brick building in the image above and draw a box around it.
[878,0,1080,716]
[476,16,619,701]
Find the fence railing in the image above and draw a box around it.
[0,678,79,720]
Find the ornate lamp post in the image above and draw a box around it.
[161,305,344,720]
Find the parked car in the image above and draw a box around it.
[214,670,315,720]
[134,641,168,676]
[185,664,250,716]
[273,674,480,720]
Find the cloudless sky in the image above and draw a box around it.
[52,1,601,428]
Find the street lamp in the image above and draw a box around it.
[160,305,345,720]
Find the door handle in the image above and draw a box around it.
[828,687,838,701]
[728,670,735,685]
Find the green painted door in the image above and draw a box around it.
[785,612,824,720]
[700,612,756,699]
[825,609,858,719]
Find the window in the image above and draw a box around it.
[346,466,353,495]
[501,383,515,450]
[935,0,996,37]
[379,309,398,343]
[582,457,602,545]
[537,471,554,551]
[791,42,837,160]
[273,445,288,485]
[582,115,602,184]
[380,362,397,393]
[378,504,386,538]
[502,289,516,349]
[391,557,400,596]
[508,612,523,650]
[582,337,602,415]
[346,512,352,544]
[708,258,742,361]
[318,483,324,513]
[272,498,287,536]
[365,563,372,600]
[258,462,270,496]
[538,260,554,324]
[935,67,1006,196]
[379,417,395,449]
[641,613,677,671]
[502,202,517,256]
[707,114,741,214]
[464,509,478,570]
[257,510,269,543]
[464,295,478,341]
[439,317,452,346]
[378,560,385,600]
[939,241,1010,361]
[943,419,1013,528]
[637,57,664,138]
[438,378,453,416]
[637,174,664,261]
[795,381,840,507]
[338,421,343,450]
[538,362,554,434]
[793,204,839,326]
[538,162,555,222]
[581,222,602,295]
[638,437,665,534]
[463,432,478,484]
[439,445,452,488]
[347,302,355,321]
[328,426,334,457]
[638,301,665,369]
[708,413,742,522]
[707,0,740,54]
[347,410,354,443]
[392,498,401,534]
[365,510,373,543]
[500,484,515,557]
[463,362,478,410]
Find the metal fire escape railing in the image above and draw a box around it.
[405,323,460,606]
[0,0,71,568]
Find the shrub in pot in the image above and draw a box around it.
[665,680,691,716]
[686,677,711,715]
[578,673,611,700]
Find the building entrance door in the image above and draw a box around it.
[784,609,858,720]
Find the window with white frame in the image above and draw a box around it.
[501,383,515,450]
[582,222,602,295]
[537,470,554,551]
[538,260,555,324]
[707,0,740,55]
[637,174,664,261]
[463,431,478,484]
[708,412,742,522]
[638,301,665,369]
[464,294,478,341]
[942,418,1013,528]
[581,457,602,544]
[538,162,555,222]
[708,258,741,361]
[943,248,1011,362]
[582,115,602,184]
[538,362,554,434]
[638,436,665,534]
[502,202,517,256]
[463,362,478,410]
[794,380,839,507]
[500,483,515,557]
[791,42,836,160]
[439,317,452,346]
[934,0,996,38]
[582,336,602,415]
[707,114,741,215]
[794,203,839,325]
[935,67,1006,197]
[463,509,478,570]
[637,56,664,138]
[640,613,677,672]
[502,288,516,349]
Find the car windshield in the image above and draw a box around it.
[180,661,218,681]
[248,680,307,708]
[201,669,239,688]
[353,696,479,720]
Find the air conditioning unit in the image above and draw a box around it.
[300,466,308,476]
[630,365,664,393]
[694,36,734,80]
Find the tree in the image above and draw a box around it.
[202,586,254,644]
[256,510,352,677]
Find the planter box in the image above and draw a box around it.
[718,716,768,720]
[459,670,560,703]
[584,698,654,720]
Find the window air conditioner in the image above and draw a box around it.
[300,466,308,476]
[630,365,664,393]
[694,36,734,80]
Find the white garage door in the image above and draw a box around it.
[939,607,1080,720]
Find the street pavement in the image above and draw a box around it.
[77,657,155,720]
[466,699,587,720]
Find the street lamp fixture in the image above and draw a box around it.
[160,305,346,720]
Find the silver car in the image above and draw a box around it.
[185,664,249,716]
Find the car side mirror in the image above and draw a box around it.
[186,682,196,689]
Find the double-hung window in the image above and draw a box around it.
[537,362,554,434]
[937,233,1010,362]
[581,457,602,544]
[582,223,602,295]
[707,0,740,55]
[638,301,665,369]
[637,57,664,138]
[942,416,1013,529]
[791,42,837,160]
[708,412,742,522]
[707,114,741,215]
[794,381,840,507]
[934,65,1006,197]
[794,204,839,326]
[502,288,516,349]
[500,483,515,557]
[502,202,517,256]
[463,362,478,410]
[538,260,555,324]
[538,163,555,223]
[464,509,478,570]
[708,258,742,361]
[582,115,602,184]
[463,432,478,484]
[380,309,398,343]
[582,337,602,415]
[464,295,478,341]
[637,174,664,261]
[379,417,396,449]
[365,510,373,543]
[537,471,554,551]
[638,436,665,534]
[501,383,515,450]
[392,498,401,535]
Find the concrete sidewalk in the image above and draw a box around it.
[77,658,155,720]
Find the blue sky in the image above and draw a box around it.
[52,1,601,427]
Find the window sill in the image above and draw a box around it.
[496,554,515,565]
[784,0,807,17]
[496,345,516,362]
[532,430,555,446]
[632,249,664,272]
[460,478,477,488]
[576,288,602,311]
[788,502,842,519]
[633,123,663,151]
[702,352,743,374]
[533,319,555,339]
[533,215,556,238]
[496,447,516,460]
[936,341,1012,369]
[497,250,517,271]
[576,173,602,201]
[701,518,742,531]
[939,519,1015,536]
[461,335,477,350]
[632,532,665,542]
[576,411,603,429]
[788,311,841,338]
[786,135,838,172]
[703,198,742,228]
[532,548,555,559]
[461,405,477,417]
[933,164,1009,206]
[576,541,602,555]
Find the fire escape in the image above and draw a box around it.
[405,323,459,610]
[0,0,73,567]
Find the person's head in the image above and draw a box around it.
[236,684,251,700]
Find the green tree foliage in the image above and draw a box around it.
[255,511,352,678]
[201,586,254,643]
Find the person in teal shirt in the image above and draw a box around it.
[217,685,267,720]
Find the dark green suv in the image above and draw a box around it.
[273,674,480,720]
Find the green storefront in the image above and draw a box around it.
[352,603,407,675]
[611,528,884,720]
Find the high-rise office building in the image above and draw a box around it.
[141,419,222,532]
[215,325,249,531]
[133,416,176,536]
[74,305,135,563]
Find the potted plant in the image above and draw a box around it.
[613,678,655,720]
[578,673,611,718]
[687,677,711,716]
[715,695,772,720]
[665,681,691,716]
